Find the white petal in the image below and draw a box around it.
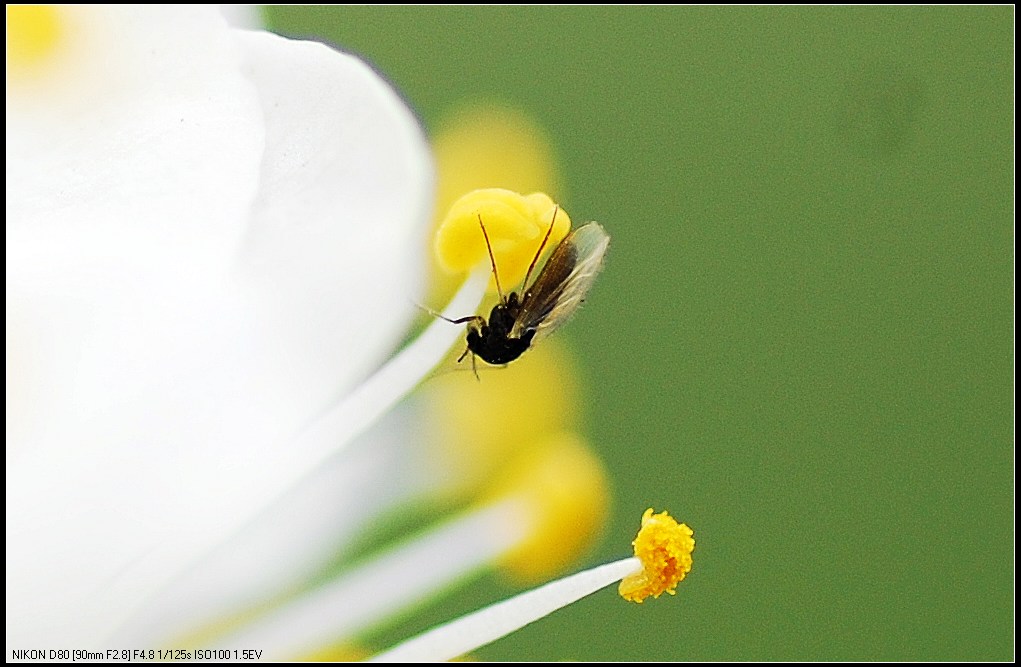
[115,266,489,646]
[8,9,266,646]
[7,6,262,265]
[233,29,434,409]
[6,9,434,648]
[220,5,264,29]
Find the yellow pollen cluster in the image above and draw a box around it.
[618,508,694,603]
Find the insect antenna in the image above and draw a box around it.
[520,205,560,293]
[476,214,506,304]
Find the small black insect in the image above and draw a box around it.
[448,207,610,373]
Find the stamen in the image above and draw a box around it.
[368,557,642,663]
[426,104,561,306]
[368,508,694,662]
[194,437,608,658]
[210,502,525,658]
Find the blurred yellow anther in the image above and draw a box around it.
[619,508,695,603]
[435,189,571,292]
[426,340,579,493]
[6,5,65,76]
[432,103,561,221]
[487,433,609,583]
[298,642,367,662]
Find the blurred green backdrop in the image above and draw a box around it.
[266,7,1013,662]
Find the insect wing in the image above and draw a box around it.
[509,222,610,341]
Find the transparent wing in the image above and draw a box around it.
[509,222,610,341]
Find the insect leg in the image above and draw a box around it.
[454,346,481,381]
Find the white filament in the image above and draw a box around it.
[370,556,642,662]
[213,501,526,658]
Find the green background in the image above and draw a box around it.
[266,7,1013,661]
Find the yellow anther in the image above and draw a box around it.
[434,189,571,292]
[487,432,609,583]
[619,508,695,603]
[6,5,65,77]
[426,103,562,305]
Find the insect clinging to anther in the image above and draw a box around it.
[444,206,610,375]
